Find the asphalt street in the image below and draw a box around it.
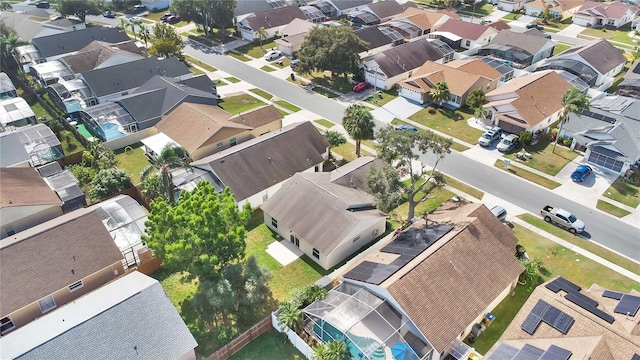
[184,41,640,262]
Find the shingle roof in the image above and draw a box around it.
[557,39,627,75]
[488,20,512,31]
[0,209,123,315]
[245,5,307,30]
[399,60,492,95]
[192,121,329,201]
[1,272,197,360]
[447,58,503,80]
[370,39,451,78]
[32,27,130,58]
[437,18,497,40]
[229,104,283,128]
[355,26,397,50]
[155,103,249,154]
[576,1,635,19]
[62,40,143,74]
[385,202,524,352]
[330,0,372,10]
[0,167,61,208]
[234,0,275,16]
[362,0,408,19]
[80,57,190,98]
[487,30,554,56]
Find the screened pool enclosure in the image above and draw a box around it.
[79,102,136,141]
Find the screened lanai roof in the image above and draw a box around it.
[482,44,530,62]
[15,123,63,166]
[481,56,514,80]
[385,20,420,34]
[49,79,93,107]
[15,45,42,64]
[314,1,334,14]
[351,10,380,24]
[92,195,148,251]
[304,283,433,360]
[0,97,35,126]
[535,58,598,87]
[555,70,589,93]
[30,60,74,83]
[301,6,325,21]
[0,72,16,95]
[379,26,404,42]
[82,101,135,128]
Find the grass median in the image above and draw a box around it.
[494,160,561,189]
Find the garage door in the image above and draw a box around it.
[498,120,525,135]
[588,152,624,172]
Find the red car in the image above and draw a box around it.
[352,82,371,92]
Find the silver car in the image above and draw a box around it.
[478,127,502,147]
[497,134,519,153]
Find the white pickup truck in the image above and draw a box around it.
[540,205,585,234]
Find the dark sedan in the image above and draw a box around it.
[570,165,592,182]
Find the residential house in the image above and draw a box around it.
[484,277,640,360]
[36,162,86,214]
[398,59,502,106]
[362,38,455,90]
[47,17,86,32]
[312,0,373,19]
[237,5,308,41]
[0,167,63,239]
[618,60,640,98]
[433,18,499,50]
[483,71,573,134]
[235,0,280,17]
[262,156,387,270]
[0,124,63,166]
[31,27,130,62]
[524,0,585,20]
[348,0,415,26]
[29,60,75,86]
[356,26,405,58]
[0,11,64,42]
[383,7,460,40]
[0,97,37,132]
[488,21,512,31]
[188,121,330,209]
[533,39,626,88]
[478,29,555,68]
[303,201,524,360]
[572,1,638,28]
[61,40,144,74]
[0,208,125,335]
[142,0,171,11]
[0,72,17,99]
[562,95,640,175]
[495,0,528,13]
[0,272,198,360]
[151,103,282,161]
[274,18,317,56]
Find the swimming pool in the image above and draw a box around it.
[314,321,386,360]
[98,122,125,141]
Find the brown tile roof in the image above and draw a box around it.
[437,18,497,40]
[0,209,124,315]
[245,5,307,30]
[399,60,494,95]
[383,202,524,352]
[447,58,503,80]
[155,103,250,155]
[228,104,283,128]
[485,71,572,129]
[396,8,459,29]
[0,168,61,208]
[485,280,640,359]
[192,121,329,202]
[527,0,585,12]
[577,1,635,20]
[488,20,512,31]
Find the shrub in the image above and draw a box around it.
[89,168,133,201]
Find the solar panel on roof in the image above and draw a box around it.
[602,290,623,300]
[381,224,453,256]
[514,344,545,360]
[614,294,640,316]
[486,343,519,360]
[521,313,541,335]
[539,345,572,360]
[565,292,615,324]
[632,354,640,360]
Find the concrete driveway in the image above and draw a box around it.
[553,159,618,207]
[371,97,426,124]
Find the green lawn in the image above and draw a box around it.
[494,160,561,189]
[459,1,494,16]
[312,86,339,98]
[229,330,305,360]
[603,176,640,208]
[314,119,335,129]
[553,42,572,55]
[114,146,150,185]
[249,88,274,100]
[260,65,277,72]
[183,54,217,72]
[388,186,455,228]
[59,130,85,155]
[408,107,483,144]
[228,52,252,62]
[31,101,50,121]
[225,77,241,83]
[451,142,470,152]
[504,135,578,176]
[274,100,301,113]
[365,89,398,107]
[518,214,640,275]
[579,24,636,46]
[302,71,353,94]
[235,41,276,58]
[332,142,373,162]
[187,64,204,75]
[502,13,520,20]
[443,174,484,200]
[596,200,631,218]
[150,269,199,309]
[218,94,266,114]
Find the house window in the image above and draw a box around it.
[38,295,57,314]
[607,19,615,26]
[465,40,471,47]
[271,217,278,229]
[69,280,84,292]
[312,248,320,259]
[352,236,360,243]
[230,137,237,146]
[0,316,15,334]
[216,141,224,149]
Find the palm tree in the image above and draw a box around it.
[429,81,450,108]
[277,301,302,333]
[473,106,485,122]
[552,87,589,153]
[130,19,141,41]
[313,339,350,360]
[342,104,375,158]
[257,26,268,48]
[118,18,129,32]
[0,33,28,71]
[140,145,191,204]
[138,25,151,57]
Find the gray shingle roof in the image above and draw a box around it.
[0,131,29,167]
[557,39,627,75]
[235,0,276,16]
[371,39,451,78]
[80,57,190,98]
[330,0,372,10]
[32,27,130,58]
[362,0,408,19]
[355,26,396,50]
[245,5,307,30]
[2,272,197,360]
[486,30,553,56]
[192,121,329,201]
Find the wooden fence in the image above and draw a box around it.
[205,316,273,360]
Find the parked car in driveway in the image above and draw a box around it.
[36,1,50,8]
[290,59,300,68]
[352,82,371,92]
[478,127,502,147]
[394,124,418,132]
[129,16,142,23]
[103,11,117,18]
[571,164,592,182]
[497,134,520,153]
[264,50,282,61]
[527,23,543,31]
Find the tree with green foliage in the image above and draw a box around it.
[257,26,268,48]
[138,25,151,56]
[82,142,117,170]
[140,145,190,204]
[429,81,450,108]
[466,88,486,109]
[129,18,141,41]
[143,182,252,281]
[297,26,368,77]
[0,28,28,72]
[519,130,533,148]
[313,339,350,360]
[170,0,236,38]
[141,174,162,202]
[366,164,404,213]
[149,22,184,60]
[56,0,102,23]
[369,126,452,222]
[473,106,486,122]
[0,2,12,11]
[324,130,346,159]
[118,17,129,32]
[553,86,589,153]
[277,300,303,333]
[342,104,374,158]
[89,168,133,201]
[541,4,553,23]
